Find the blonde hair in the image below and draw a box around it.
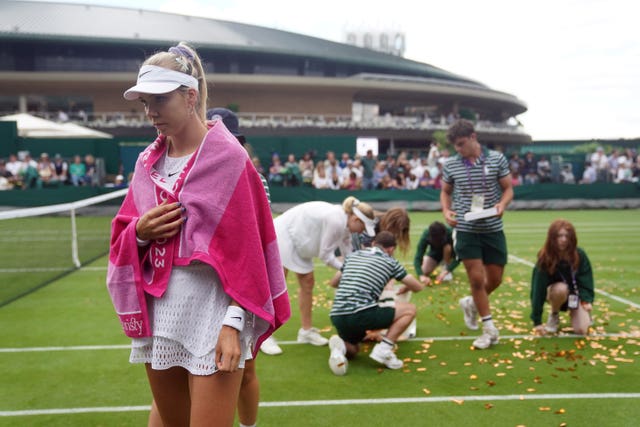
[342,196,374,221]
[143,42,208,122]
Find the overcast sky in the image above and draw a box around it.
[37,0,640,140]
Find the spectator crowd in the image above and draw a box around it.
[2,145,638,192]
[256,145,640,191]
[0,152,105,190]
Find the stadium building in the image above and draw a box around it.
[0,0,538,188]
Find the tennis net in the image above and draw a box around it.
[0,188,127,307]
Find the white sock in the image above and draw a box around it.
[481,316,495,329]
[239,423,256,427]
[380,337,394,349]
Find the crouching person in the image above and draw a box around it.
[531,219,594,335]
[327,231,425,375]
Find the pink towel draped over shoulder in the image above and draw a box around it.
[106,121,290,353]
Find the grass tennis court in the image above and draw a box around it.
[1,209,639,426]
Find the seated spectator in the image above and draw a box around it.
[84,154,98,187]
[559,164,575,184]
[372,161,388,189]
[0,159,14,190]
[418,169,434,188]
[298,152,315,186]
[341,171,362,190]
[379,174,399,190]
[268,153,285,185]
[615,160,633,183]
[338,152,352,170]
[537,156,552,183]
[282,153,301,187]
[522,151,539,185]
[329,167,342,189]
[579,161,597,184]
[5,154,22,181]
[590,146,609,182]
[312,161,334,189]
[511,170,523,186]
[53,154,69,185]
[69,155,87,186]
[405,171,419,190]
[37,153,59,187]
[19,153,40,189]
[509,153,523,175]
[394,171,407,189]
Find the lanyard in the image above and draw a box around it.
[559,267,579,295]
[463,155,486,194]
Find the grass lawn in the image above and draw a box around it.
[1,209,639,426]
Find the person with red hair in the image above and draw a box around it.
[530,219,594,335]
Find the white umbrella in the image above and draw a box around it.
[0,113,112,139]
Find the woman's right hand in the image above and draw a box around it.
[136,201,186,241]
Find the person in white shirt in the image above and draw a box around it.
[265,197,376,355]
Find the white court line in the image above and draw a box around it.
[2,393,640,416]
[2,332,638,354]
[509,254,640,310]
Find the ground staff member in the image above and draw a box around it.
[440,119,513,349]
[413,221,460,285]
[327,231,425,375]
[531,219,594,335]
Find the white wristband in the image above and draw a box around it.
[222,305,245,332]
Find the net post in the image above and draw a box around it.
[70,208,81,268]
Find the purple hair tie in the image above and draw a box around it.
[168,45,194,61]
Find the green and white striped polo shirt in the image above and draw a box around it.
[330,246,407,316]
[442,147,510,233]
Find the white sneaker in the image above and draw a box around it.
[328,335,348,376]
[545,312,560,333]
[472,325,499,349]
[459,296,479,330]
[442,272,453,282]
[260,336,283,355]
[297,327,329,346]
[369,343,403,369]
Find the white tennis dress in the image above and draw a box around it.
[129,152,254,375]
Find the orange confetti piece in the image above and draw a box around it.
[484,403,494,410]
[469,374,478,380]
[452,399,464,405]
[555,408,566,414]
[417,367,427,372]
[422,388,431,395]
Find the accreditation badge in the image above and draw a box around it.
[470,194,485,212]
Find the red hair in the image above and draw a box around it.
[537,219,579,274]
[377,208,410,255]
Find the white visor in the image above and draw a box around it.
[353,207,376,237]
[123,65,199,100]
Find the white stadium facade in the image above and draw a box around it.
[1,0,531,155]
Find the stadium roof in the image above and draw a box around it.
[2,0,486,86]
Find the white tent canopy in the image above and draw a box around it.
[0,113,113,139]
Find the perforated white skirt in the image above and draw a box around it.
[130,263,254,376]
